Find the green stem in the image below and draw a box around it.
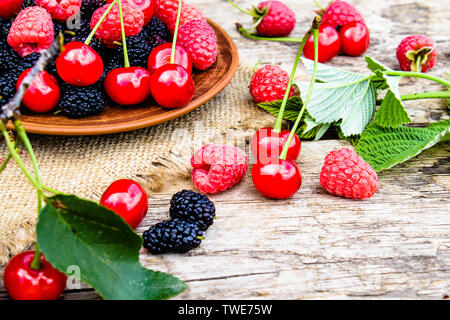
[226,0,260,18]
[273,18,320,132]
[313,0,324,10]
[0,123,42,192]
[118,0,129,67]
[384,70,450,88]
[85,0,119,46]
[0,135,21,174]
[30,243,42,270]
[42,185,62,194]
[236,23,302,42]
[170,0,183,64]
[280,26,320,160]
[400,91,450,101]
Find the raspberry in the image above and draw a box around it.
[177,19,218,70]
[169,190,216,231]
[154,0,205,33]
[90,0,144,47]
[36,0,82,21]
[396,35,437,73]
[58,82,106,118]
[320,148,378,200]
[321,0,365,29]
[144,16,171,41]
[255,1,296,37]
[249,65,294,103]
[191,144,248,194]
[142,219,203,254]
[7,7,55,57]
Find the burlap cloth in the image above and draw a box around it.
[0,64,277,264]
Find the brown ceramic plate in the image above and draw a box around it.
[7,19,239,136]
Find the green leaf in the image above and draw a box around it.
[365,56,389,90]
[373,75,411,128]
[356,119,450,171]
[257,96,303,122]
[447,73,450,110]
[299,58,377,137]
[37,194,186,300]
[297,114,331,140]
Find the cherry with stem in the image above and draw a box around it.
[150,0,195,108]
[104,0,151,105]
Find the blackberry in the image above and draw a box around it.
[169,190,216,231]
[144,17,172,42]
[80,0,105,20]
[117,32,152,68]
[22,0,36,8]
[53,20,69,35]
[58,82,106,118]
[0,41,21,73]
[0,72,17,106]
[149,34,167,53]
[103,54,123,76]
[142,219,203,254]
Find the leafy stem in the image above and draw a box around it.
[236,23,302,42]
[0,135,21,174]
[384,70,450,88]
[280,20,320,159]
[401,91,450,101]
[273,18,319,132]
[170,0,183,64]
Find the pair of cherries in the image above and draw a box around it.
[303,21,370,62]
[251,128,302,199]
[104,43,194,108]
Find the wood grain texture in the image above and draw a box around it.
[1,0,449,300]
[6,20,239,135]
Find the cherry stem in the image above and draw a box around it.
[170,0,183,64]
[226,0,260,18]
[273,17,320,133]
[0,135,21,174]
[313,0,325,11]
[118,0,130,67]
[400,91,450,101]
[384,70,450,88]
[85,0,119,46]
[236,23,302,42]
[280,23,320,160]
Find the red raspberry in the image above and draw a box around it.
[154,0,205,33]
[396,35,437,72]
[177,19,218,70]
[320,148,378,200]
[249,65,294,103]
[7,6,55,57]
[321,0,365,29]
[191,144,248,194]
[255,1,296,37]
[36,0,82,21]
[90,0,144,47]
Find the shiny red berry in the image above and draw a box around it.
[304,24,341,63]
[100,179,149,230]
[4,251,67,300]
[147,43,192,75]
[104,67,151,105]
[56,42,103,86]
[251,127,301,162]
[150,64,195,108]
[339,21,370,56]
[16,69,60,113]
[252,159,302,199]
[0,0,23,19]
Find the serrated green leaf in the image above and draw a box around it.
[373,75,411,128]
[296,114,331,140]
[365,56,389,90]
[37,194,186,300]
[257,96,303,122]
[356,119,450,171]
[301,57,367,83]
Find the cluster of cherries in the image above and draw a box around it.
[18,0,195,114]
[303,21,369,62]
[4,178,148,300]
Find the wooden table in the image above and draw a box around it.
[1,0,449,299]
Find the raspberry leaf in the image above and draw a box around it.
[356,119,450,171]
[365,56,389,90]
[373,74,411,128]
[257,96,303,122]
[36,194,187,300]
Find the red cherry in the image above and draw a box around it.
[304,25,341,63]
[0,0,22,19]
[16,69,60,113]
[106,0,154,25]
[251,127,301,162]
[4,251,67,300]
[147,43,192,75]
[252,159,302,199]
[56,42,103,86]
[339,22,370,56]
[104,67,151,105]
[150,64,195,108]
[100,179,149,230]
